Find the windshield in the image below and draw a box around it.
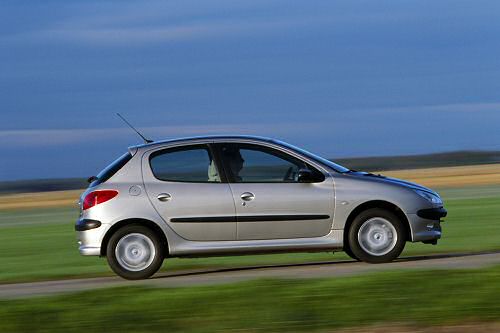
[90,152,132,187]
[273,140,350,173]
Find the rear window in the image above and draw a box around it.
[90,152,132,187]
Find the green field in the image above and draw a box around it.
[2,266,500,332]
[0,185,499,283]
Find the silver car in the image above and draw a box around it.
[76,136,446,279]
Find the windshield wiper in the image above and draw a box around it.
[364,172,385,178]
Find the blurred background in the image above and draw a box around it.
[2,0,500,180]
[1,1,500,332]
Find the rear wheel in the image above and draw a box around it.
[343,245,360,261]
[348,208,406,263]
[106,225,164,280]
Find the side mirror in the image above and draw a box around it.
[297,169,315,183]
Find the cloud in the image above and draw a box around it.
[0,122,320,148]
[0,0,327,46]
[3,101,500,149]
[373,102,500,114]
[30,18,300,45]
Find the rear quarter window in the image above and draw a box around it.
[90,152,132,187]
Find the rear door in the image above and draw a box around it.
[142,143,237,241]
[215,142,335,240]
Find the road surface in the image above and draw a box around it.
[2,251,500,299]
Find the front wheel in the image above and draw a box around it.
[348,208,406,263]
[106,225,164,280]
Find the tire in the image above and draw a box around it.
[348,208,406,263]
[343,245,360,261]
[106,225,164,280]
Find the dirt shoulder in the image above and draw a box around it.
[381,163,500,188]
[2,251,500,299]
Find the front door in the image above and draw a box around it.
[143,144,236,241]
[216,142,335,240]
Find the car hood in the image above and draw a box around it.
[345,171,439,196]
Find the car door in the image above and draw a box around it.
[215,142,335,240]
[142,143,237,241]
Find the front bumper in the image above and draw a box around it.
[408,207,447,242]
[417,207,448,220]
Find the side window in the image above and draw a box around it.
[91,152,132,187]
[150,145,220,182]
[219,143,322,183]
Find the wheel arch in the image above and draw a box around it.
[343,200,411,250]
[100,218,169,257]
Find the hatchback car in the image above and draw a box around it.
[76,136,447,279]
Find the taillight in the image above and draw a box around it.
[83,190,119,211]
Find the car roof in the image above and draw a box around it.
[129,135,277,151]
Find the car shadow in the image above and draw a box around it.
[151,249,500,280]
[152,259,358,280]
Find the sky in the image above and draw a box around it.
[1,0,500,180]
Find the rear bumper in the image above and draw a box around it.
[76,218,107,256]
[75,219,102,231]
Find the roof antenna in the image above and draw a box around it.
[116,113,153,144]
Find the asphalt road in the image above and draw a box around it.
[2,251,500,299]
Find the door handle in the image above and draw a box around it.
[240,192,255,201]
[157,193,172,202]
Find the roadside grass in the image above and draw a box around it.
[0,186,499,283]
[0,208,110,282]
[2,266,500,332]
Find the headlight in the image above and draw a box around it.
[415,189,443,205]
